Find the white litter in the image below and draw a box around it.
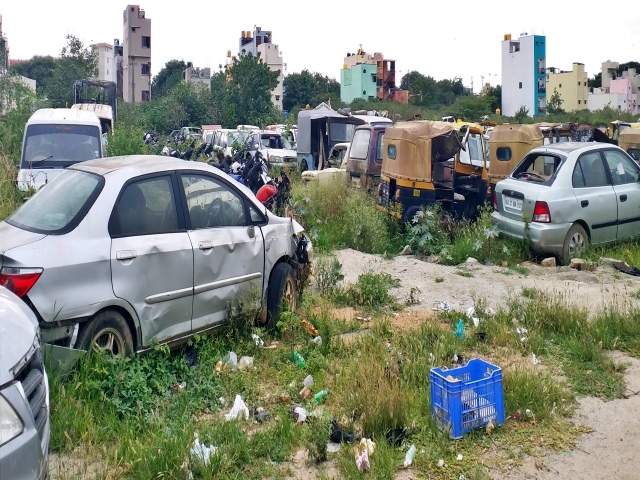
[251,333,264,347]
[516,327,528,342]
[532,353,540,365]
[224,394,250,421]
[327,442,341,453]
[456,454,463,461]
[466,306,475,319]
[293,406,307,423]
[190,435,218,466]
[238,356,254,371]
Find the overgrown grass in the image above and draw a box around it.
[290,180,404,255]
[0,153,22,220]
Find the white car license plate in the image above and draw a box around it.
[504,196,523,211]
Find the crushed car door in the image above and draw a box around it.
[602,149,640,241]
[109,174,193,347]
[179,172,265,332]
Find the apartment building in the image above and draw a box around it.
[501,33,546,116]
[546,62,589,112]
[237,28,284,110]
[123,5,151,102]
[91,43,114,82]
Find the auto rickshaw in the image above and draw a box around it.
[606,121,640,146]
[377,121,488,224]
[487,124,544,200]
[619,127,640,162]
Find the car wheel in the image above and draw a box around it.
[561,223,588,265]
[76,310,134,357]
[265,263,297,330]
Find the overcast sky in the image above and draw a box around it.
[2,2,639,94]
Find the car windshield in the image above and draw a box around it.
[260,133,293,150]
[7,169,103,234]
[228,132,260,150]
[511,152,565,183]
[459,133,484,167]
[330,123,357,143]
[21,124,102,167]
[350,129,371,160]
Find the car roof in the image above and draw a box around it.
[530,141,613,155]
[28,108,101,126]
[71,155,221,177]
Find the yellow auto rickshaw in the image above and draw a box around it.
[377,120,488,223]
[488,124,543,199]
[619,127,640,162]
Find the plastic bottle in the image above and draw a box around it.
[313,389,330,404]
[303,375,314,388]
[292,350,305,369]
[403,444,416,467]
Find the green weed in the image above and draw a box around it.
[337,271,400,311]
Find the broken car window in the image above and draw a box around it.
[513,153,564,183]
[181,174,246,229]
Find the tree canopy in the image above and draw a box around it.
[151,60,187,98]
[282,70,340,112]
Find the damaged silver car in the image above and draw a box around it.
[0,156,312,357]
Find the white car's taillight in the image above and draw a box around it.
[532,201,551,223]
[0,267,43,298]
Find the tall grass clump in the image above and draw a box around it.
[0,153,22,220]
[290,180,400,254]
[105,125,148,157]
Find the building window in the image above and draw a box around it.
[578,100,581,104]
[275,95,280,101]
[141,90,150,102]
[142,36,151,48]
[559,84,562,88]
[107,57,110,63]
[141,64,150,75]
[519,82,522,89]
[107,70,109,75]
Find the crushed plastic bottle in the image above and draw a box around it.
[313,389,330,404]
[223,351,238,372]
[403,444,416,467]
[303,375,314,388]
[292,350,305,369]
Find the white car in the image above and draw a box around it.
[301,143,350,186]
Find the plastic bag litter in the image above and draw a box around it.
[516,327,528,342]
[190,435,218,466]
[327,442,341,453]
[310,336,322,346]
[224,394,249,421]
[251,333,264,347]
[532,353,540,365]
[292,406,307,423]
[238,356,254,371]
[303,375,314,388]
[355,445,370,471]
[222,351,238,372]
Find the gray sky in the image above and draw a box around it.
[2,1,639,93]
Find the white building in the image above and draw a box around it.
[501,33,547,116]
[184,65,211,91]
[237,27,284,110]
[91,43,114,82]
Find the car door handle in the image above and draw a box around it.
[580,200,589,208]
[620,194,627,202]
[199,241,214,251]
[116,251,137,261]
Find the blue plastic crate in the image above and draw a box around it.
[430,358,504,439]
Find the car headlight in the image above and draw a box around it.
[0,394,24,446]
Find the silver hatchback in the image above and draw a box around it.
[491,142,640,263]
[0,156,312,356]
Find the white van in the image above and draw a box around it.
[17,108,103,192]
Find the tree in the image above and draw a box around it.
[212,52,280,127]
[151,60,187,98]
[283,69,339,111]
[10,56,56,93]
[46,35,97,107]
[547,88,564,114]
[514,105,530,124]
[483,85,501,112]
[448,95,492,122]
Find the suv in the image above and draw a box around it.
[0,286,50,479]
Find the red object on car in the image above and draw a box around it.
[256,184,278,204]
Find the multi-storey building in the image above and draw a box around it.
[123,5,151,103]
[339,47,408,104]
[237,27,284,110]
[91,43,114,82]
[546,62,589,112]
[501,33,546,116]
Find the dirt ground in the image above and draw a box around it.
[333,248,640,480]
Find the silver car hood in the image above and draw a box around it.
[0,222,46,260]
[0,288,39,386]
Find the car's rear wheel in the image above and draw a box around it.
[561,223,588,265]
[265,263,297,330]
[76,310,133,357]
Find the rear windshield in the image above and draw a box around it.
[349,129,371,160]
[511,152,565,184]
[7,169,103,234]
[21,124,102,168]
